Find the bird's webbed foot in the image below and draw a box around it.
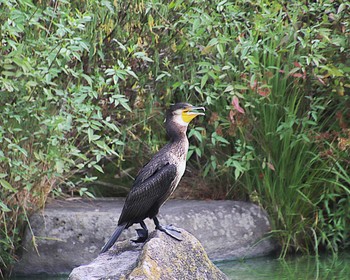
[131,221,148,243]
[153,217,182,241]
[157,224,183,241]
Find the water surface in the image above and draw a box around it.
[216,252,350,279]
[11,252,350,279]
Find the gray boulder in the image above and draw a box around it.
[14,199,277,275]
[68,229,228,280]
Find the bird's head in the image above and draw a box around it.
[167,102,205,126]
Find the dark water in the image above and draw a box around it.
[11,252,350,279]
[216,252,350,280]
[11,276,68,280]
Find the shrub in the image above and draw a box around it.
[0,0,134,274]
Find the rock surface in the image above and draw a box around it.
[14,199,277,275]
[69,229,228,280]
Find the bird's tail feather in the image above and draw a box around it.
[100,223,127,254]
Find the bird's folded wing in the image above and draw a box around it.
[118,162,177,224]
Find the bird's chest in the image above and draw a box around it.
[170,143,188,176]
[167,144,188,192]
[176,159,186,180]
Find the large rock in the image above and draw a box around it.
[14,199,277,275]
[68,229,228,280]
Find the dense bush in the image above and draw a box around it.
[0,0,349,275]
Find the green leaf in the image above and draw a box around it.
[0,179,17,193]
[217,44,224,58]
[91,134,101,141]
[337,3,347,14]
[102,120,121,133]
[134,52,154,62]
[93,164,104,173]
[55,160,65,174]
[81,74,93,86]
[189,129,203,142]
[187,149,194,160]
[87,128,94,143]
[234,84,249,90]
[0,201,11,212]
[224,85,234,92]
[95,140,108,150]
[320,65,343,77]
[201,74,208,89]
[118,99,132,112]
[195,147,202,157]
[126,69,138,80]
[156,72,171,81]
[234,168,241,180]
[207,37,218,46]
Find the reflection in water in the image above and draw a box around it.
[11,252,350,279]
[216,252,350,280]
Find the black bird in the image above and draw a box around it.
[100,102,205,254]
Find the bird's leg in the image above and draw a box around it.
[131,221,149,243]
[153,216,182,241]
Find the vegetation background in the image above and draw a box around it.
[0,0,349,276]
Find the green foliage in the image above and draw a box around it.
[0,0,350,275]
[0,0,135,275]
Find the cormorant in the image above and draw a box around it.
[100,102,205,254]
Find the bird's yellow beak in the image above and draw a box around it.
[182,106,205,123]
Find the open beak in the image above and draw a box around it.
[186,106,205,116]
[182,106,205,123]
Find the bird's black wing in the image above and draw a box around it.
[118,161,177,225]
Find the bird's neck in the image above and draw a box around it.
[166,121,188,143]
[167,132,189,162]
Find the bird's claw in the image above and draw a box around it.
[131,228,148,243]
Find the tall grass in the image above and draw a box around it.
[241,85,334,257]
[220,1,350,256]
